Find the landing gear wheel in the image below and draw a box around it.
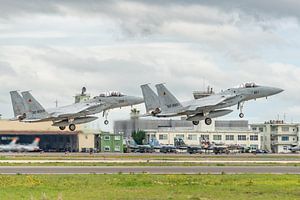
[205,118,212,125]
[104,120,109,125]
[69,124,76,131]
[239,113,244,118]
[192,121,199,126]
[59,126,66,131]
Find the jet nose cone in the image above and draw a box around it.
[272,87,284,95]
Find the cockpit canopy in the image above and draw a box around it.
[99,91,124,97]
[239,82,259,88]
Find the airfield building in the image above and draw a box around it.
[0,120,96,152]
[251,120,300,153]
[114,118,261,151]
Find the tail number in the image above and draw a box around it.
[167,103,180,108]
[32,109,46,114]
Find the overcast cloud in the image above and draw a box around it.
[0,0,299,130]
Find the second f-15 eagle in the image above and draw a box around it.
[10,90,144,131]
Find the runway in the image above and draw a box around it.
[0,166,300,174]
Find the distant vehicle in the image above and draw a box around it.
[126,139,153,153]
[149,138,177,153]
[289,146,300,153]
[141,83,283,125]
[10,89,143,131]
[0,138,18,152]
[174,138,202,154]
[252,149,269,154]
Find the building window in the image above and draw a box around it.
[225,135,234,141]
[252,127,257,131]
[213,135,222,141]
[115,135,121,141]
[250,135,258,141]
[200,135,209,140]
[104,136,110,140]
[159,134,168,140]
[175,134,184,139]
[188,134,197,140]
[281,136,289,141]
[238,135,246,141]
[282,127,289,132]
[259,128,264,132]
[114,146,121,152]
[104,146,110,151]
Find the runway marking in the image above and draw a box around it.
[1,160,300,164]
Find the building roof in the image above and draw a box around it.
[0,119,83,134]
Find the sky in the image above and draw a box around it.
[0,0,299,131]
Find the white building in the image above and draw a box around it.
[251,120,300,153]
[146,120,261,151]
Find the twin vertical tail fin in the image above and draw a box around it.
[21,91,49,119]
[155,84,183,112]
[10,91,27,120]
[140,84,161,115]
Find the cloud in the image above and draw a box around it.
[0,0,299,129]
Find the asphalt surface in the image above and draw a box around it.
[0,152,299,157]
[0,166,300,174]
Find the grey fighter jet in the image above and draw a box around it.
[141,82,283,125]
[0,138,18,152]
[15,138,41,152]
[10,90,144,131]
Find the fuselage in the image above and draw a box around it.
[156,83,283,117]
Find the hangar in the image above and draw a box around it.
[0,120,95,152]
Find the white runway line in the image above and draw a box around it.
[1,159,300,164]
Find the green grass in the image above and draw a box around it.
[0,174,299,200]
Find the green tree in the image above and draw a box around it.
[132,130,146,145]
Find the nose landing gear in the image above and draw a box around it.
[103,110,110,125]
[238,101,245,118]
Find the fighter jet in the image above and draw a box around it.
[0,138,18,152]
[10,90,144,131]
[15,138,41,152]
[141,82,283,125]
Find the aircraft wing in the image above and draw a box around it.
[186,94,234,111]
[49,102,103,118]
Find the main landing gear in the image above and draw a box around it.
[192,118,212,126]
[69,124,76,131]
[205,117,212,125]
[58,124,76,131]
[192,121,199,125]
